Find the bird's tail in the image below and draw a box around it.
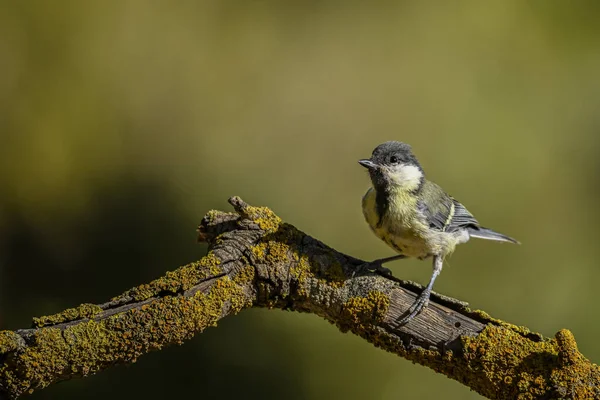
[468,227,520,244]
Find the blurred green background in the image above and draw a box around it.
[1,1,599,399]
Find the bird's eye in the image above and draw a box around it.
[390,156,399,164]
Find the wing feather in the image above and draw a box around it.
[418,181,479,232]
[448,201,479,231]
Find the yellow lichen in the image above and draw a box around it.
[467,309,544,341]
[251,241,290,264]
[204,209,222,224]
[341,291,390,328]
[0,276,250,398]
[242,205,282,234]
[339,310,599,400]
[549,329,598,399]
[455,325,599,399]
[0,331,22,353]
[267,242,290,263]
[32,303,103,328]
[250,243,266,259]
[113,252,223,302]
[232,265,256,285]
[289,255,311,297]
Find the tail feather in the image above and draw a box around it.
[468,227,520,244]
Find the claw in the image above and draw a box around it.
[353,254,406,277]
[364,262,392,276]
[391,255,443,327]
[392,290,430,327]
[353,261,392,277]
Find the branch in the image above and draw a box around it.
[0,197,597,399]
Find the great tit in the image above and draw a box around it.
[359,141,518,326]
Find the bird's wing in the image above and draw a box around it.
[447,201,479,232]
[418,181,479,232]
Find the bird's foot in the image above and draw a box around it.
[353,261,392,277]
[352,254,406,277]
[391,288,432,327]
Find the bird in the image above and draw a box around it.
[359,141,518,326]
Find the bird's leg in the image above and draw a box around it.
[358,254,406,276]
[393,255,443,326]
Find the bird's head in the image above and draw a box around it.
[359,141,424,192]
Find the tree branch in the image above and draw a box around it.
[0,197,598,399]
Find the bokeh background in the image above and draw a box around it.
[1,1,599,399]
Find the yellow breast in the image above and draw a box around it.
[362,187,436,259]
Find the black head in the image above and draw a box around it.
[359,141,422,170]
[358,141,424,192]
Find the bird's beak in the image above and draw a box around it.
[358,159,376,169]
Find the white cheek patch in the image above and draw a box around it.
[387,164,423,190]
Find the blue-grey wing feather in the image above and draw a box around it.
[447,201,479,231]
[418,181,519,243]
[418,181,479,232]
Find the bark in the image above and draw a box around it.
[0,197,597,399]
